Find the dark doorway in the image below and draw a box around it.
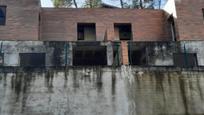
[173,53,197,68]
[77,23,96,41]
[20,53,45,67]
[73,46,107,66]
[129,48,147,65]
[114,23,132,40]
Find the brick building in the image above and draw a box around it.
[0,0,203,67]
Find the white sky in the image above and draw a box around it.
[41,0,54,7]
[40,0,166,8]
[40,0,121,7]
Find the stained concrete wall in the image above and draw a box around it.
[1,67,204,115]
[2,41,46,66]
[128,41,204,67]
[180,41,204,66]
[146,41,204,66]
[146,42,179,66]
[0,41,204,67]
[0,41,113,67]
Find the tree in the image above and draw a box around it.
[73,0,78,8]
[130,0,165,9]
[83,0,102,8]
[153,0,162,9]
[120,0,124,8]
[52,0,164,9]
[110,0,145,9]
[52,0,78,8]
[131,0,155,9]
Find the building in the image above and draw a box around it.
[0,0,203,67]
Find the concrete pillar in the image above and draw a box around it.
[107,42,113,66]
[45,47,54,67]
[65,42,73,66]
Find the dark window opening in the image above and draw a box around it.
[0,6,6,25]
[20,53,45,67]
[114,23,132,40]
[129,47,147,65]
[202,8,204,20]
[168,15,176,41]
[73,46,107,66]
[173,53,197,68]
[77,23,96,41]
[53,47,62,66]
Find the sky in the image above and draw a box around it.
[41,0,124,7]
[40,0,166,8]
[41,0,53,7]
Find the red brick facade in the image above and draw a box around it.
[0,0,172,41]
[0,0,40,40]
[121,41,129,65]
[175,0,204,40]
[41,8,171,41]
[0,0,203,41]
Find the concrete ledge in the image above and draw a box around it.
[0,66,204,73]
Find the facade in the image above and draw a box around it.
[0,0,203,67]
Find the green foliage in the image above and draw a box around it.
[83,0,102,8]
[113,0,159,9]
[52,0,72,8]
[52,0,163,9]
[132,0,140,8]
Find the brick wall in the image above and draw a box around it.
[1,0,204,42]
[121,41,129,65]
[175,0,204,40]
[41,8,171,41]
[0,0,40,40]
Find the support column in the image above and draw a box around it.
[67,42,73,66]
[64,42,73,66]
[121,41,129,65]
[107,42,113,66]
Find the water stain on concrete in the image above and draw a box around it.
[0,67,204,115]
